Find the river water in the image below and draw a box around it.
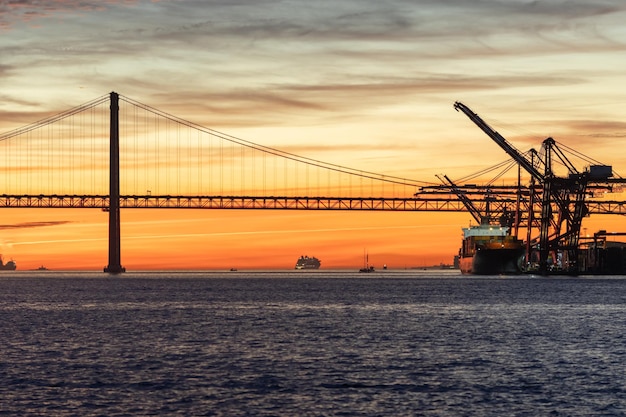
[1,270,626,416]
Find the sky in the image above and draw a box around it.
[1,0,626,270]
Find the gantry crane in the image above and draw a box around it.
[452,102,615,275]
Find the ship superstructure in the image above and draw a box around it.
[295,255,321,270]
[0,255,16,271]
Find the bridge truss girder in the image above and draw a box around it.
[1,194,625,215]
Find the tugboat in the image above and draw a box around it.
[295,255,321,269]
[0,255,16,270]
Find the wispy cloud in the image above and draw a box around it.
[2,0,626,173]
[0,0,146,30]
[136,72,585,127]
[0,220,72,230]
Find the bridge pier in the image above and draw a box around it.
[104,92,125,274]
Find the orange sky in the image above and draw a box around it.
[3,208,471,270]
[1,1,626,270]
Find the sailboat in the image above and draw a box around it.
[359,250,375,273]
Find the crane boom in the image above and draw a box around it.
[437,174,484,225]
[453,102,544,181]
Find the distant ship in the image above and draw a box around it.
[359,250,375,273]
[459,224,525,274]
[295,255,321,269]
[0,255,16,271]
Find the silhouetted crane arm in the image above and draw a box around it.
[437,174,485,224]
[453,101,544,181]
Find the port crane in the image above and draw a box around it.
[435,174,517,229]
[428,102,618,274]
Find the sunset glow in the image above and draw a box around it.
[1,1,626,270]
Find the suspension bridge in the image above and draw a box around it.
[1,92,625,273]
[0,92,437,273]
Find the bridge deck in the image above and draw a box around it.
[0,195,624,215]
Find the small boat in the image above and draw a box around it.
[359,250,375,273]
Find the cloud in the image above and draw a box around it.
[505,119,626,153]
[4,0,624,102]
[10,0,617,68]
[559,120,626,137]
[136,72,586,129]
[2,0,626,175]
[0,221,72,230]
[142,0,624,39]
[0,0,147,30]
[0,63,12,77]
[0,109,56,127]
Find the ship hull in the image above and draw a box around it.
[460,248,524,275]
[295,264,320,270]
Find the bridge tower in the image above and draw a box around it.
[104,92,125,274]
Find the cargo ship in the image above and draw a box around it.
[459,225,525,274]
[295,255,321,270]
[0,255,16,271]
